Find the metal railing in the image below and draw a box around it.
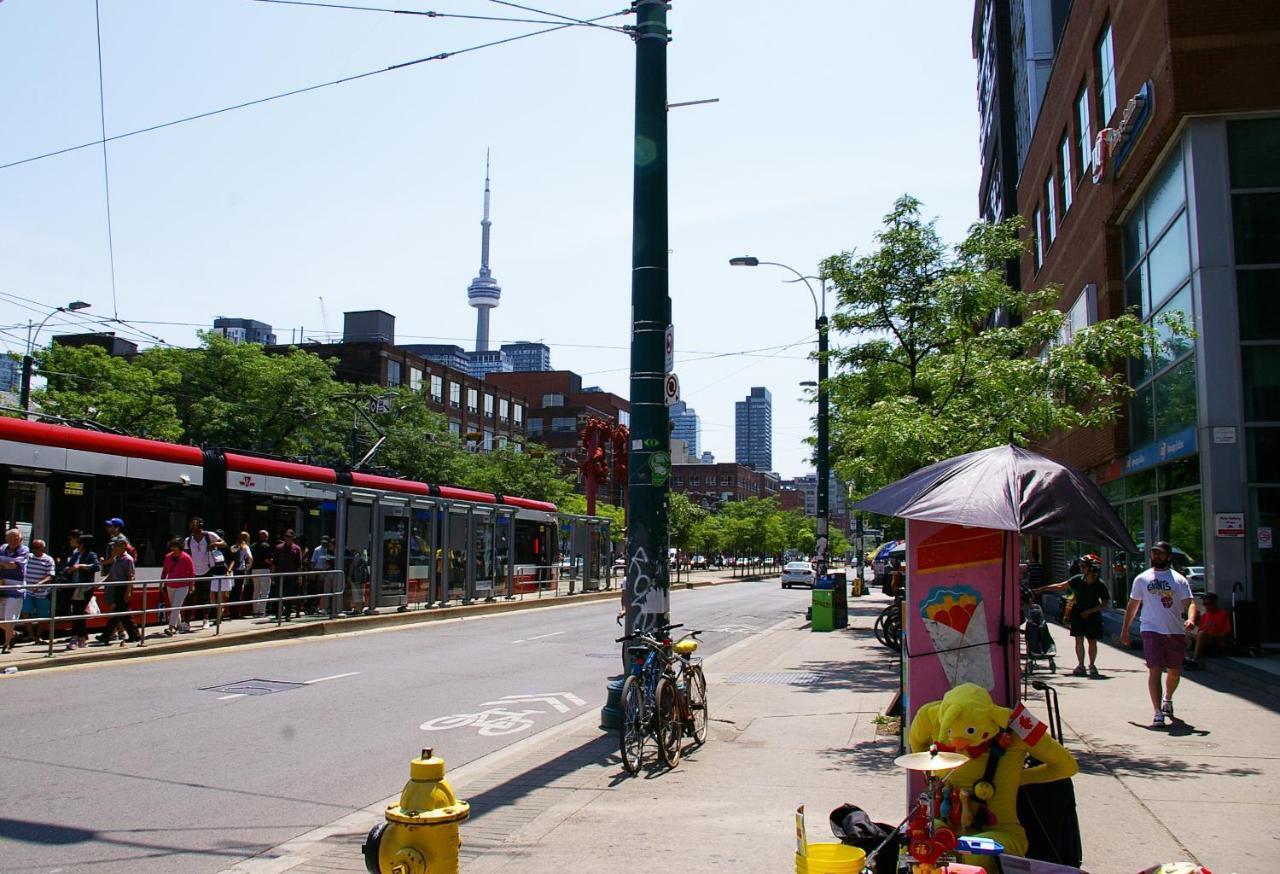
[12,570,341,658]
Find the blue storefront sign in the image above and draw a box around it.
[1124,425,1198,475]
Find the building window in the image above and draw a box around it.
[1033,207,1044,269]
[448,420,461,436]
[449,381,461,409]
[551,417,576,433]
[673,477,683,487]
[1076,85,1092,183]
[483,430,493,451]
[511,441,522,454]
[386,360,402,387]
[514,404,523,424]
[528,419,543,436]
[497,435,508,450]
[467,388,478,414]
[499,399,509,423]
[617,410,629,428]
[409,367,423,392]
[1059,285,1096,346]
[430,374,443,403]
[542,393,565,407]
[1097,23,1116,124]
[719,476,731,486]
[484,393,494,417]
[1059,133,1073,213]
[690,477,701,487]
[1044,176,1057,244]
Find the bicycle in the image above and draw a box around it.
[875,597,902,652]
[669,629,709,753]
[615,621,684,774]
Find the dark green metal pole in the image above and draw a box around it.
[624,0,670,637]
[815,312,829,576]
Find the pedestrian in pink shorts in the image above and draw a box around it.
[1120,541,1196,727]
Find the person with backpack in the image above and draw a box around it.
[184,517,223,628]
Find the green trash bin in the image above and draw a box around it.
[811,588,835,632]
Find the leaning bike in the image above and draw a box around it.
[615,622,686,774]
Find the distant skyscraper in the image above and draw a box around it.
[501,341,552,372]
[669,400,699,458]
[213,317,276,345]
[403,343,470,373]
[734,387,772,471]
[700,450,715,465]
[466,349,511,379]
[467,152,501,352]
[0,356,19,393]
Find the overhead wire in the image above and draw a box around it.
[242,0,605,26]
[486,0,629,33]
[94,0,121,318]
[0,9,630,172]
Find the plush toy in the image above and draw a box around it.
[907,684,1078,870]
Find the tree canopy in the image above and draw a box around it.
[823,195,1167,497]
[28,334,576,502]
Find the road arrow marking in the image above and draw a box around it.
[481,692,586,714]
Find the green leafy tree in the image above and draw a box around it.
[33,343,184,440]
[824,195,1162,496]
[669,491,708,557]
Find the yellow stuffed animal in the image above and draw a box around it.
[907,684,1078,869]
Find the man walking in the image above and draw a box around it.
[1120,541,1196,726]
[1034,553,1110,677]
[249,530,273,618]
[184,517,222,627]
[22,538,56,646]
[97,535,140,645]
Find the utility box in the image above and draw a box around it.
[811,588,835,632]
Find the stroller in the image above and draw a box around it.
[1022,581,1057,675]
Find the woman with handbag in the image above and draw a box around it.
[64,534,100,651]
[206,531,232,628]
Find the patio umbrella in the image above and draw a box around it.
[873,540,900,561]
[852,444,1138,553]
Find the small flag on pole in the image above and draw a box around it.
[1008,702,1047,746]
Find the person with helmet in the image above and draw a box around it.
[1033,552,1111,678]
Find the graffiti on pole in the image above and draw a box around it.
[626,546,668,633]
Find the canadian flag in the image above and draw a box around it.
[1008,703,1048,746]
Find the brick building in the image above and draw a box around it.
[484,370,629,500]
[993,0,1280,634]
[273,311,528,451]
[671,463,780,510]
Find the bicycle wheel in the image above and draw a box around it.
[686,664,708,746]
[655,676,682,768]
[618,674,646,775]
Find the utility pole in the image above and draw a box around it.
[815,296,830,577]
[623,0,671,637]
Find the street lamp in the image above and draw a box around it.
[730,257,830,576]
[20,300,91,415]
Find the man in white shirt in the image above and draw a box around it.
[1120,541,1197,727]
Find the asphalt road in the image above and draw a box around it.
[0,578,806,874]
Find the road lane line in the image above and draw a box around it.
[218,694,246,700]
[525,631,565,641]
[303,671,361,684]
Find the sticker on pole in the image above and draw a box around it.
[663,373,680,406]
[664,325,674,372]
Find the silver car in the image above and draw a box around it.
[781,561,816,589]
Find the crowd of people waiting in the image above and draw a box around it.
[0,516,353,654]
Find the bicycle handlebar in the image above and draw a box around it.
[614,622,683,643]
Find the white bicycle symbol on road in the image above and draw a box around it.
[420,708,542,737]
[419,692,588,737]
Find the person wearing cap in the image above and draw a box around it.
[1034,553,1111,678]
[1121,540,1196,727]
[101,518,138,572]
[97,534,140,645]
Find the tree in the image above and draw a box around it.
[668,492,708,557]
[33,343,184,440]
[824,195,1164,497]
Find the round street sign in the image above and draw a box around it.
[664,373,680,406]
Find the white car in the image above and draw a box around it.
[781,561,816,589]
[1186,565,1206,593]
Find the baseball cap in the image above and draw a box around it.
[105,517,125,528]
[1152,540,1173,555]
[110,534,129,546]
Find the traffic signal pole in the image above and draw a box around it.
[623,0,671,638]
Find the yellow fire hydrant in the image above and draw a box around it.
[362,748,470,874]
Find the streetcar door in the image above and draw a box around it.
[373,503,410,609]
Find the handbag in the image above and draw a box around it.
[85,596,101,615]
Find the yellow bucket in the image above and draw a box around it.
[795,843,866,873]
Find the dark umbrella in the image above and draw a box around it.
[852,444,1139,553]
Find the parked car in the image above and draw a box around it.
[690,554,708,570]
[613,557,627,573]
[781,561,816,589]
[1186,565,1206,593]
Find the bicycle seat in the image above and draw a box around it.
[673,639,698,656]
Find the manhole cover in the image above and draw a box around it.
[202,679,305,696]
[725,671,822,686]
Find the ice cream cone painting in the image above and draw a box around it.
[919,585,994,690]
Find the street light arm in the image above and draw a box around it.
[750,261,822,321]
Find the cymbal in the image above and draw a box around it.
[893,751,969,771]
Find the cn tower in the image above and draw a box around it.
[467,151,501,352]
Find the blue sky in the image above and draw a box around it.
[0,0,980,478]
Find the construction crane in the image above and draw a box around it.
[318,296,331,338]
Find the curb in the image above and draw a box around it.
[1,574,748,674]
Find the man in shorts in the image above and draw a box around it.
[1120,541,1196,726]
[1034,553,1110,677]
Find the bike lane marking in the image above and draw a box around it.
[419,692,588,736]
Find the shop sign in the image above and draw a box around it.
[63,481,84,496]
[1123,426,1197,475]
[1260,527,1274,549]
[1111,80,1154,170]
[1213,426,1237,444]
[1215,513,1245,538]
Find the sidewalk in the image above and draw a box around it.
[219,592,1276,874]
[0,569,755,674]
